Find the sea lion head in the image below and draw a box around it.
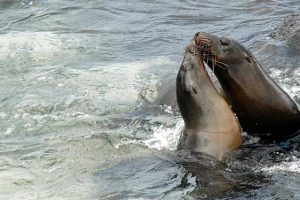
[176,42,210,129]
[192,32,261,107]
[193,32,255,76]
[193,32,300,139]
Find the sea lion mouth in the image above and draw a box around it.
[192,33,228,71]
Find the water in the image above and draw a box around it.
[0,0,299,199]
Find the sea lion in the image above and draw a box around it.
[176,41,241,161]
[193,32,300,140]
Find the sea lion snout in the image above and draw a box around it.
[194,32,213,52]
[194,32,233,59]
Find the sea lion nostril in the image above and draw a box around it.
[220,39,229,46]
[195,35,212,52]
[201,43,209,49]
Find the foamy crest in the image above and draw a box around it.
[113,118,183,151]
[0,31,64,61]
[260,158,300,173]
[144,119,183,151]
[114,138,144,149]
[268,67,300,105]
[1,126,15,136]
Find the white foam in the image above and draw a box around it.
[113,117,183,151]
[0,112,7,119]
[144,119,183,151]
[1,126,15,136]
[161,105,173,114]
[114,138,143,149]
[269,68,285,78]
[268,67,300,103]
[0,31,65,61]
[260,158,300,173]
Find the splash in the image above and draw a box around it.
[144,119,183,151]
[261,158,300,173]
[113,118,183,151]
[268,67,300,104]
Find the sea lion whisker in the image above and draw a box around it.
[212,55,216,72]
[195,49,228,71]
[215,60,228,67]
[215,63,226,70]
[214,61,228,70]
[191,42,200,55]
[212,60,228,69]
[203,57,227,70]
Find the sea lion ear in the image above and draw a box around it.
[243,52,252,63]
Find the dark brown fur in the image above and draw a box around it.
[194,32,300,140]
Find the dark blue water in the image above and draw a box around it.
[0,0,299,199]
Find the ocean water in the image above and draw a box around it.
[0,0,299,199]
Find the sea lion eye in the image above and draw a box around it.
[243,52,252,63]
[220,39,229,46]
[223,48,232,54]
[245,57,251,63]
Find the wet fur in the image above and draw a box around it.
[194,32,300,140]
[176,42,241,161]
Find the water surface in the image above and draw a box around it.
[0,0,299,199]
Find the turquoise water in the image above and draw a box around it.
[0,0,299,199]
